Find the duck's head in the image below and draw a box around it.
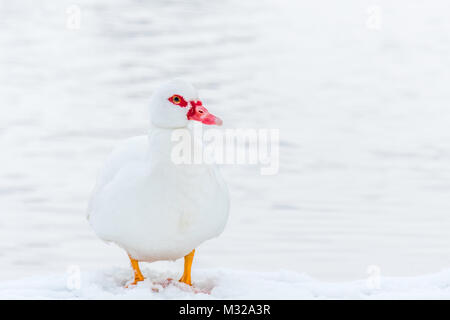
[149,79,223,128]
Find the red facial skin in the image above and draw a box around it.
[187,100,223,126]
[168,95,188,108]
[168,94,222,126]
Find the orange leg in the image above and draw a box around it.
[126,255,145,287]
[179,249,195,286]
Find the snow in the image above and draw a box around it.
[1,0,450,299]
[1,267,450,299]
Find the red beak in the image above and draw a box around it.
[187,100,222,126]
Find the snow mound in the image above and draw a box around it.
[1,267,450,299]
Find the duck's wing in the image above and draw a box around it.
[87,135,149,220]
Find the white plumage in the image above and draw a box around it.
[88,80,230,264]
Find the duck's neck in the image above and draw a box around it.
[147,122,194,164]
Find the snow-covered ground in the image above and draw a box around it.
[1,266,450,299]
[1,0,450,299]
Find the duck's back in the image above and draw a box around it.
[87,135,148,217]
[93,136,149,192]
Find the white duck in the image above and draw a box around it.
[87,79,230,286]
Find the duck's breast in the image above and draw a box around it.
[88,137,229,261]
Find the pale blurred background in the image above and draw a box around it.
[1,0,450,281]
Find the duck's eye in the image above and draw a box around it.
[198,110,204,113]
[168,94,187,107]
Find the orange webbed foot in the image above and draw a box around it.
[126,254,145,288]
[179,249,195,286]
[125,275,145,288]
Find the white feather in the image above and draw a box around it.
[87,80,230,262]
